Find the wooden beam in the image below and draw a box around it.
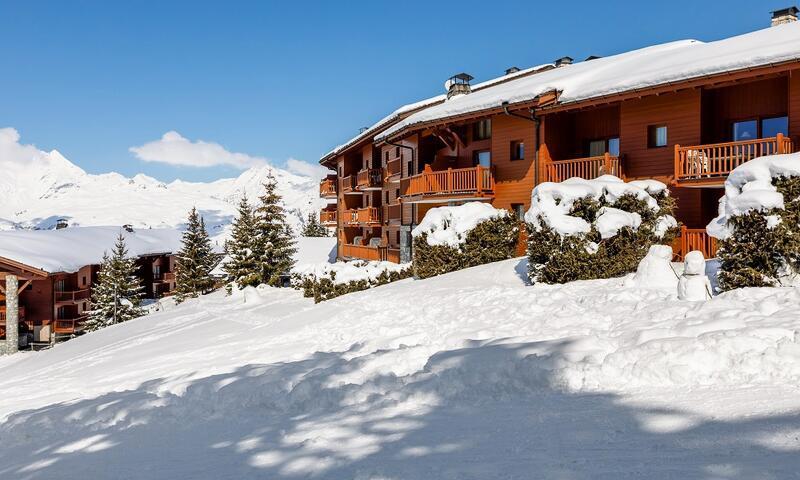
[17,279,32,294]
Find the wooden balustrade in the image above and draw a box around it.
[319,177,337,197]
[54,315,87,335]
[545,153,622,183]
[55,289,91,303]
[383,247,401,264]
[385,158,402,181]
[678,226,718,260]
[342,207,380,226]
[320,209,337,225]
[675,134,793,183]
[339,175,357,194]
[401,165,494,201]
[357,168,383,190]
[342,244,382,261]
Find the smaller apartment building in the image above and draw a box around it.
[0,226,181,344]
[320,8,800,263]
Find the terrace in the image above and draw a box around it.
[400,165,495,203]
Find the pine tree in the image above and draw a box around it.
[301,211,329,237]
[85,234,145,332]
[252,173,297,287]
[174,207,216,303]
[223,194,259,289]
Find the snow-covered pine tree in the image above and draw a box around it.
[223,195,260,289]
[174,207,216,303]
[300,211,329,237]
[252,173,297,287]
[85,233,145,332]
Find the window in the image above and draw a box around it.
[648,125,668,148]
[338,166,343,176]
[761,116,788,139]
[608,138,620,156]
[473,150,491,167]
[82,276,87,286]
[473,119,492,140]
[588,140,606,157]
[153,265,161,279]
[511,140,525,161]
[384,151,388,162]
[395,147,400,158]
[385,191,389,203]
[55,279,65,292]
[511,203,525,221]
[733,120,757,141]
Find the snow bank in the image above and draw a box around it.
[292,260,409,285]
[628,245,678,289]
[0,226,182,273]
[412,202,509,247]
[524,175,665,239]
[708,152,800,240]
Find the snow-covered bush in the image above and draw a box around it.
[412,202,519,279]
[707,153,800,290]
[291,260,412,303]
[525,175,678,284]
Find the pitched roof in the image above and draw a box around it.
[0,226,183,274]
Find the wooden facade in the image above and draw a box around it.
[321,27,800,263]
[0,252,177,346]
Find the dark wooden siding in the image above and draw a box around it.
[490,114,536,212]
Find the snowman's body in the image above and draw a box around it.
[678,250,712,301]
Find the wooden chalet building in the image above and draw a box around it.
[320,9,800,263]
[0,226,181,347]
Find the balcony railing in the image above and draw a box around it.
[319,177,337,198]
[153,272,175,283]
[320,209,337,226]
[383,203,401,224]
[55,288,91,303]
[342,244,402,263]
[675,134,793,184]
[677,226,718,260]
[401,165,494,201]
[385,158,402,182]
[54,315,87,335]
[340,175,357,194]
[357,168,383,190]
[342,207,381,226]
[0,306,26,321]
[545,153,622,183]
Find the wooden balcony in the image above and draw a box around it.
[674,134,793,186]
[0,306,26,321]
[357,168,383,191]
[385,158,402,182]
[340,175,357,195]
[676,226,718,261]
[54,315,87,335]
[153,272,175,284]
[400,165,495,203]
[383,203,401,225]
[545,153,622,183]
[320,209,337,226]
[55,288,91,304]
[342,244,402,263]
[319,177,337,198]
[342,207,381,227]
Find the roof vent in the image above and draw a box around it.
[554,56,573,67]
[445,73,474,99]
[772,6,798,26]
[55,219,68,230]
[123,224,134,233]
[584,55,602,61]
[505,66,521,75]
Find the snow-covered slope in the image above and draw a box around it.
[0,258,799,478]
[0,129,328,242]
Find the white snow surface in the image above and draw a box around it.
[0,130,327,243]
[292,259,409,285]
[412,202,508,247]
[0,226,182,273]
[707,152,800,240]
[525,175,664,238]
[379,23,800,140]
[1,258,799,478]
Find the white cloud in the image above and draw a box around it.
[285,157,330,179]
[130,131,268,169]
[0,127,48,165]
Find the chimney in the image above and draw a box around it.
[505,66,521,75]
[123,224,134,233]
[554,56,573,67]
[445,73,474,99]
[55,219,68,230]
[772,6,798,26]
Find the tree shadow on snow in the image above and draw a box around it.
[0,340,798,479]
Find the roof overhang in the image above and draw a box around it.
[0,256,50,280]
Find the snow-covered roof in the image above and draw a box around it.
[378,23,800,141]
[0,226,183,274]
[320,63,555,163]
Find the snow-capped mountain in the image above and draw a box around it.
[0,140,329,243]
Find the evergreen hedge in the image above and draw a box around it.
[291,262,412,303]
[527,189,678,284]
[717,176,800,290]
[413,215,519,279]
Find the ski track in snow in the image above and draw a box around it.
[0,258,799,479]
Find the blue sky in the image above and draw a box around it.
[0,0,781,182]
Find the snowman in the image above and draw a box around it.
[678,250,712,301]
